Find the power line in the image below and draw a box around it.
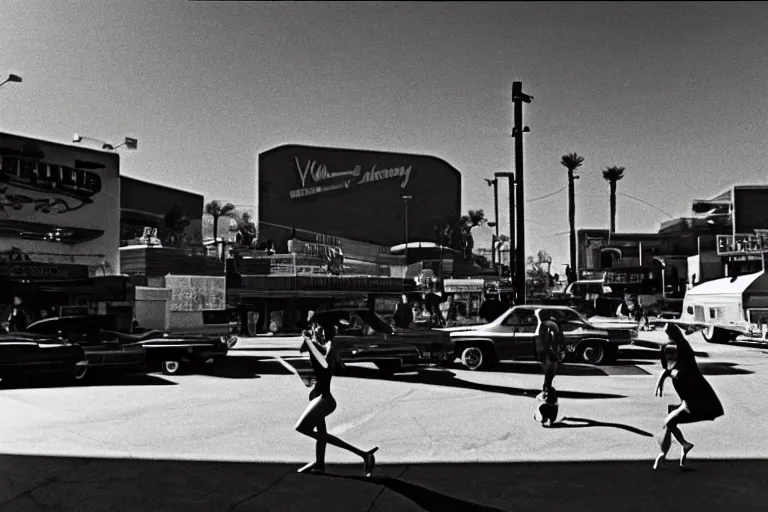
[526,185,567,203]
[576,193,674,219]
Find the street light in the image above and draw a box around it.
[495,171,515,282]
[73,134,138,151]
[0,74,22,88]
[402,195,413,278]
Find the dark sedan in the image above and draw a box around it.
[0,332,89,385]
[311,308,452,374]
[25,315,237,376]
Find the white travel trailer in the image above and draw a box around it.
[679,270,768,343]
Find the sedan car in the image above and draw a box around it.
[0,332,89,385]
[24,315,237,376]
[311,308,452,374]
[448,305,636,370]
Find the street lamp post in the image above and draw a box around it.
[73,134,138,151]
[485,178,500,267]
[495,172,515,284]
[402,195,412,278]
[511,81,533,305]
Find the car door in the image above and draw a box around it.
[550,309,586,347]
[493,309,533,359]
[512,309,539,359]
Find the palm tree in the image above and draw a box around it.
[602,166,626,233]
[560,153,585,281]
[204,200,236,242]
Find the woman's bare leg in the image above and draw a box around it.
[654,403,690,469]
[296,396,372,459]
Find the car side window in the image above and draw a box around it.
[503,310,537,327]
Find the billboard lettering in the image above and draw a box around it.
[290,157,412,200]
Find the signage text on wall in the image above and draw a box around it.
[717,233,768,256]
[290,157,413,200]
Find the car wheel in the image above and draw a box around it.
[162,360,182,375]
[576,341,607,365]
[461,346,485,371]
[72,361,89,382]
[701,326,734,344]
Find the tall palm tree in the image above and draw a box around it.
[602,166,626,234]
[204,200,236,242]
[560,153,585,280]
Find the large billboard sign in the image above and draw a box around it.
[258,145,461,248]
[0,132,120,274]
[716,232,768,256]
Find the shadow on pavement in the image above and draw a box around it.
[696,362,754,376]
[315,471,506,512]
[198,355,295,379]
[548,417,654,437]
[339,367,626,400]
[487,361,606,376]
[0,373,176,390]
[1,454,767,511]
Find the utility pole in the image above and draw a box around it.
[512,81,533,305]
[485,178,500,267]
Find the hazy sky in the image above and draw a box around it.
[2,1,766,269]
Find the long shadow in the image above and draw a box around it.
[314,471,506,512]
[0,373,176,390]
[198,355,295,379]
[696,362,754,376]
[484,361,606,376]
[548,416,654,437]
[339,367,626,400]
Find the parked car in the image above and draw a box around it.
[310,308,452,374]
[25,316,146,375]
[0,332,89,385]
[24,315,237,376]
[448,305,636,370]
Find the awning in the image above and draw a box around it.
[687,271,766,297]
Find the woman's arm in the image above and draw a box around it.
[305,336,329,369]
[655,369,671,396]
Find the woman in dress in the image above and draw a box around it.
[653,323,724,469]
[295,312,378,475]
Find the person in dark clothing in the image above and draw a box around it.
[479,294,504,323]
[1,296,29,333]
[295,312,378,476]
[393,295,413,329]
[653,323,724,469]
[534,309,568,392]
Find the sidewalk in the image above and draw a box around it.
[1,454,765,511]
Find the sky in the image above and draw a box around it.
[2,1,767,270]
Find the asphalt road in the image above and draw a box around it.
[2,330,768,510]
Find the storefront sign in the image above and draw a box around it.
[604,271,644,284]
[0,262,90,280]
[443,279,484,293]
[290,157,412,200]
[717,233,768,256]
[165,275,226,312]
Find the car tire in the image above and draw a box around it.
[72,361,89,383]
[576,340,608,365]
[460,345,486,371]
[701,326,735,344]
[162,360,182,375]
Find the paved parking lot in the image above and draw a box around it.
[2,330,768,510]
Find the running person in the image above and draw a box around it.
[295,313,379,475]
[653,323,724,469]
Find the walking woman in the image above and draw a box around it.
[653,323,724,469]
[295,312,378,475]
